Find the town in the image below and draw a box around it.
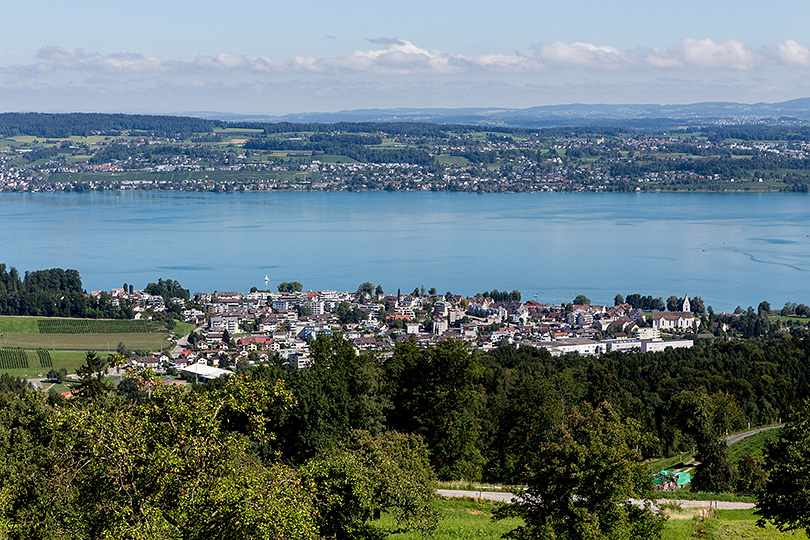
[3,113,810,194]
[92,282,738,380]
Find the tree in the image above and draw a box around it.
[46,367,68,383]
[758,301,771,317]
[71,351,113,399]
[614,293,624,306]
[357,282,375,296]
[302,430,437,540]
[497,403,664,540]
[385,339,484,480]
[666,295,680,312]
[757,402,810,535]
[374,284,383,296]
[3,377,317,539]
[573,294,591,305]
[278,281,303,293]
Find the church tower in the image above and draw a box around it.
[682,295,691,313]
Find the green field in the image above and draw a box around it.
[379,498,807,540]
[0,316,159,334]
[0,317,40,333]
[662,507,808,540]
[0,316,188,378]
[0,351,93,379]
[1,332,170,351]
[377,497,522,540]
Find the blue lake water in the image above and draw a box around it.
[0,190,808,311]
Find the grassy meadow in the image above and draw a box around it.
[386,498,808,540]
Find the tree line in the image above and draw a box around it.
[2,332,810,537]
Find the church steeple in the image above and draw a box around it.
[682,295,691,313]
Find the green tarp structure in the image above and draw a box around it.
[652,470,692,486]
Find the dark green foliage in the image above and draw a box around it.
[302,430,437,540]
[335,301,367,324]
[0,112,222,138]
[278,281,303,293]
[736,454,766,494]
[573,294,591,305]
[46,368,67,383]
[757,401,810,535]
[478,289,521,302]
[497,403,664,540]
[145,278,190,301]
[70,351,113,399]
[0,373,31,393]
[385,338,484,480]
[0,264,127,319]
[268,334,389,463]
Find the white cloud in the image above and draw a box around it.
[681,38,757,70]
[775,39,810,67]
[326,40,461,74]
[5,37,810,85]
[538,41,628,69]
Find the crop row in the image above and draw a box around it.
[37,319,151,334]
[36,349,53,368]
[0,348,30,370]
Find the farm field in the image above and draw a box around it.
[0,316,180,377]
[1,332,170,351]
[0,352,109,380]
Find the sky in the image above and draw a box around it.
[2,0,810,115]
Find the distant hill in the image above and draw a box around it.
[185,98,810,128]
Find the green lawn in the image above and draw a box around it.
[706,508,808,539]
[436,155,471,165]
[769,315,809,322]
[171,321,196,338]
[0,316,41,334]
[727,427,782,464]
[377,497,522,540]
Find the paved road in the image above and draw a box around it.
[725,425,782,446]
[437,489,517,503]
[436,490,755,510]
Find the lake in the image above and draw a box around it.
[1,190,808,311]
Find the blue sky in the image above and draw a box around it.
[2,0,809,114]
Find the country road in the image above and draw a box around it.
[436,489,756,510]
[725,425,782,446]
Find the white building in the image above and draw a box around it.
[641,339,693,353]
